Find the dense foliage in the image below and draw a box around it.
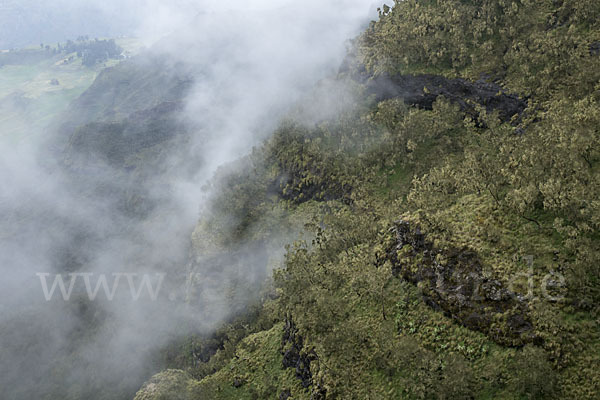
[140,1,600,398]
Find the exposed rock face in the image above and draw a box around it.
[387,220,536,347]
[339,52,527,125]
[367,73,527,124]
[281,318,327,399]
[281,318,314,389]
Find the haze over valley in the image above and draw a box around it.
[1,1,599,399]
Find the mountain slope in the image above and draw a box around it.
[135,1,600,399]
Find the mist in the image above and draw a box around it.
[0,1,375,398]
[0,0,201,49]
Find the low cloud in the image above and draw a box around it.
[0,1,376,398]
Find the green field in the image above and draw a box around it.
[0,38,143,143]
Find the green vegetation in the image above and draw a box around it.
[6,1,594,398]
[137,1,600,398]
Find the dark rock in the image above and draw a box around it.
[339,52,526,125]
[232,377,244,388]
[311,384,327,400]
[281,318,317,390]
[272,170,351,205]
[386,220,536,346]
[366,73,527,125]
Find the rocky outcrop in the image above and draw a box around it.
[340,53,527,125]
[281,318,314,389]
[386,220,536,347]
[281,318,327,399]
[367,73,527,125]
[280,318,327,399]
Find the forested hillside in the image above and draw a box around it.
[134,1,600,399]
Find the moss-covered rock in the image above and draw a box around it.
[387,219,536,346]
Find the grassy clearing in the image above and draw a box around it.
[0,38,144,142]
